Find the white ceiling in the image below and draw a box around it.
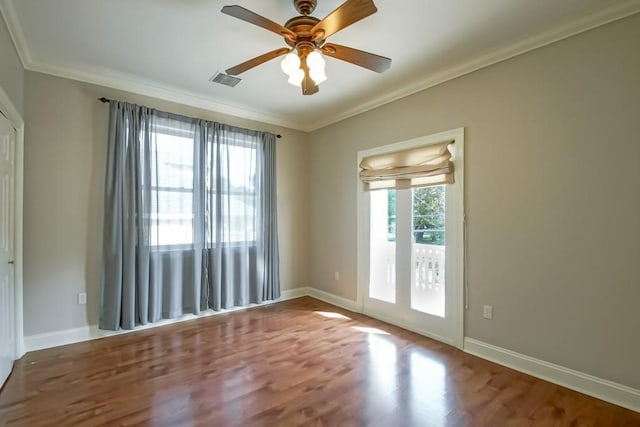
[2,0,639,131]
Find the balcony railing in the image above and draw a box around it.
[370,242,445,317]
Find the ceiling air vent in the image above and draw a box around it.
[210,72,242,87]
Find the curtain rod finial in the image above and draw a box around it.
[98,97,110,103]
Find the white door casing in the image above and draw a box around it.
[0,111,16,388]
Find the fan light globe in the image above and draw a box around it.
[306,51,325,70]
[280,53,300,75]
[287,68,305,87]
[307,51,327,85]
[310,68,327,84]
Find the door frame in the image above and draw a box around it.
[356,128,465,349]
[0,85,25,359]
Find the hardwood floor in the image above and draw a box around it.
[0,297,638,426]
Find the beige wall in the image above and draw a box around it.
[0,14,23,115]
[309,14,640,389]
[23,71,310,336]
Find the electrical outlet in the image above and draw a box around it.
[78,292,87,305]
[483,305,493,319]
[334,271,340,281]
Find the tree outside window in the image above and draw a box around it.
[386,185,445,245]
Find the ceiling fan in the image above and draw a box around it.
[221,0,392,95]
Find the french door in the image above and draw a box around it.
[0,111,16,388]
[357,129,464,347]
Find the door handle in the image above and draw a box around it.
[7,260,14,264]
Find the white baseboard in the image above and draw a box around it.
[24,325,96,352]
[306,287,359,312]
[464,338,640,413]
[24,287,309,353]
[279,287,309,301]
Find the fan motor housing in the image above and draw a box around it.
[284,15,321,47]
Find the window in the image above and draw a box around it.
[412,185,445,246]
[387,190,396,241]
[148,124,258,247]
[150,128,194,246]
[206,142,257,244]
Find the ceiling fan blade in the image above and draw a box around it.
[322,43,391,73]
[311,0,377,41]
[226,48,290,75]
[221,5,296,40]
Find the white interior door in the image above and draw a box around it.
[0,112,16,388]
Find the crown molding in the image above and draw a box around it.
[305,1,640,131]
[2,0,639,133]
[0,0,32,67]
[26,59,304,131]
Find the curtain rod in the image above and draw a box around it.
[98,97,282,139]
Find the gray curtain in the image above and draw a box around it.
[100,101,280,330]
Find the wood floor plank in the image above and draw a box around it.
[0,297,638,426]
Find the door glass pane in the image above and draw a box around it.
[411,185,445,317]
[369,189,396,303]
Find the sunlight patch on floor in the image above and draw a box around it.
[314,311,352,320]
[352,326,390,335]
